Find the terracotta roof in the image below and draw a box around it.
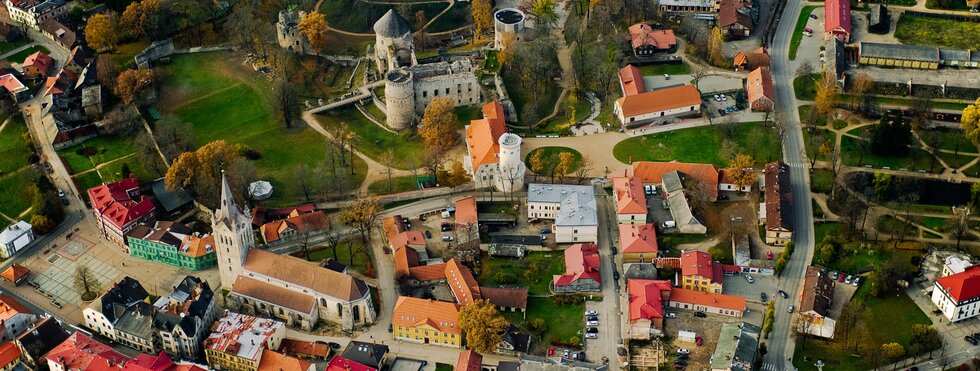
[628,23,677,50]
[22,51,52,73]
[0,341,20,368]
[446,259,481,306]
[825,0,852,36]
[613,176,648,215]
[628,279,673,321]
[409,263,449,282]
[553,243,602,287]
[0,264,28,283]
[231,276,316,314]
[180,233,215,258]
[669,288,746,312]
[87,177,156,230]
[764,162,792,232]
[243,249,369,302]
[936,265,980,303]
[279,339,329,359]
[619,223,659,255]
[392,296,461,335]
[799,266,834,316]
[733,48,771,70]
[456,350,483,371]
[394,246,420,277]
[455,196,478,226]
[130,352,176,370]
[260,211,329,243]
[632,161,720,199]
[257,349,313,371]
[466,101,507,173]
[0,74,24,93]
[0,294,31,322]
[45,333,128,370]
[618,65,646,96]
[616,85,701,119]
[327,357,376,371]
[681,251,722,283]
[719,0,752,28]
[480,287,528,310]
[383,215,410,246]
[746,67,775,105]
[390,231,425,250]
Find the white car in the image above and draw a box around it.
[666,312,676,318]
[587,320,599,326]
[788,304,795,313]
[677,349,690,355]
[851,277,860,286]
[845,275,853,284]
[585,333,598,339]
[664,74,670,80]
[745,275,754,283]
[585,310,598,316]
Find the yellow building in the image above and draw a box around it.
[204,312,285,371]
[392,296,463,348]
[681,251,723,293]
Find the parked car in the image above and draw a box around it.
[613,271,620,280]
[966,336,977,345]
[441,222,453,231]
[673,364,685,370]
[442,236,454,242]
[586,315,598,322]
[845,275,853,284]
[778,290,788,298]
[718,109,727,116]
[587,320,599,326]
[745,275,754,283]
[563,349,570,358]
[767,250,773,260]
[548,347,555,356]
[788,304,795,313]
[694,312,707,318]
[539,228,552,234]
[585,333,598,339]
[585,310,598,316]
[829,270,838,279]
[695,336,703,346]
[576,352,586,362]
[57,189,65,198]
[328,342,341,349]
[644,185,653,195]
[666,312,677,318]
[424,230,432,239]
[676,349,690,355]
[810,13,818,19]
[804,27,813,33]
[586,327,598,334]
[852,277,861,286]
[402,217,410,224]
[761,292,768,302]
[664,74,670,80]
[721,95,728,102]
[675,360,688,366]
[837,273,846,282]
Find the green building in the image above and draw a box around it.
[126,221,217,270]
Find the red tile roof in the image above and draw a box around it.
[553,243,601,287]
[733,48,771,70]
[632,161,720,199]
[45,333,129,370]
[825,0,852,37]
[455,196,478,226]
[669,288,746,312]
[390,231,425,250]
[0,74,24,93]
[764,162,791,232]
[619,223,658,255]
[87,176,155,230]
[0,341,21,368]
[719,0,752,28]
[0,264,28,283]
[446,258,482,305]
[22,51,53,73]
[392,296,462,335]
[260,211,330,243]
[257,349,313,371]
[466,101,507,172]
[618,65,646,96]
[409,263,449,282]
[279,339,329,359]
[394,246,420,278]
[613,176,647,215]
[616,85,702,119]
[628,23,677,50]
[456,350,483,371]
[681,251,722,283]
[628,279,673,321]
[937,265,980,303]
[746,67,775,107]
[0,293,32,323]
[328,357,376,371]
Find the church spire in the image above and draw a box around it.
[218,171,241,222]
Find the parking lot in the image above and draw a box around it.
[706,93,742,118]
[723,272,779,306]
[583,300,613,364]
[644,187,672,228]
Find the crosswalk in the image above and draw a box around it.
[760,363,781,371]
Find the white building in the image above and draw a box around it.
[464,102,523,192]
[932,265,980,323]
[527,184,598,243]
[0,293,37,342]
[944,256,973,277]
[0,220,32,259]
[5,0,67,30]
[614,84,703,128]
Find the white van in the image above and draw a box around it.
[662,221,676,228]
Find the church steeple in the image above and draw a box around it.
[216,171,242,223]
[212,171,253,290]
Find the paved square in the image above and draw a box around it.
[35,252,121,306]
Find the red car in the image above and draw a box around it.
[548,347,555,356]
[804,27,813,33]
[767,250,773,260]
[838,273,846,282]
[695,336,703,346]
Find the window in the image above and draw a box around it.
[445,88,450,94]
[423,91,427,98]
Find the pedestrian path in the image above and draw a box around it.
[0,42,38,61]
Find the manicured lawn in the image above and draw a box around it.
[314,107,423,170]
[435,363,453,371]
[811,169,833,194]
[368,175,421,195]
[455,105,484,124]
[5,45,51,63]
[0,116,30,176]
[637,62,691,76]
[305,238,371,274]
[790,6,820,60]
[920,128,976,153]
[613,122,782,167]
[0,167,36,218]
[0,39,28,55]
[921,216,948,232]
[504,297,585,352]
[538,97,592,134]
[938,151,976,169]
[75,171,104,201]
[57,135,139,174]
[895,13,980,50]
[110,40,150,69]
[798,105,827,127]
[525,147,583,174]
[794,74,820,101]
[426,1,471,32]
[840,136,935,171]
[479,251,566,296]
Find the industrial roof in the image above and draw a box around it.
[527,184,598,227]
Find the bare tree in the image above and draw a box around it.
[948,207,971,250]
[692,67,707,90]
[380,149,397,193]
[275,80,301,129]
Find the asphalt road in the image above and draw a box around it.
[763,0,819,369]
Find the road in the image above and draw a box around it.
[763,0,818,369]
[584,186,622,369]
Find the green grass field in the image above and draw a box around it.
[895,13,980,50]
[5,45,51,64]
[538,97,593,134]
[938,151,976,169]
[794,74,820,101]
[480,251,566,296]
[810,169,833,194]
[838,94,970,111]
[0,167,36,218]
[368,175,421,195]
[0,117,30,176]
[637,62,691,76]
[613,122,782,167]
[306,239,371,273]
[319,0,450,33]
[790,6,820,60]
[57,135,139,174]
[0,39,28,55]
[920,216,948,232]
[524,147,583,174]
[504,297,585,352]
[920,128,976,153]
[840,136,936,171]
[314,107,423,170]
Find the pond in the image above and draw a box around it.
[847,172,974,206]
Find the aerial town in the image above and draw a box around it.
[0,0,976,369]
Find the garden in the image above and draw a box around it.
[895,13,980,50]
[478,251,565,296]
[57,134,163,201]
[612,122,782,167]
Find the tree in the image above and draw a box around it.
[338,197,381,243]
[164,140,257,208]
[910,324,942,356]
[948,207,971,250]
[851,73,874,98]
[818,242,836,265]
[116,69,155,105]
[298,11,328,53]
[961,98,980,146]
[121,0,160,39]
[380,149,397,193]
[444,161,471,186]
[837,301,863,349]
[815,71,839,115]
[472,0,493,35]
[421,147,447,183]
[692,67,707,90]
[529,149,547,181]
[708,27,725,67]
[419,97,459,153]
[574,155,594,182]
[870,114,914,157]
[74,266,101,301]
[85,13,119,52]
[29,214,55,234]
[525,0,559,25]
[557,151,575,182]
[457,299,509,352]
[96,55,120,88]
[796,60,814,79]
[880,343,906,363]
[498,32,517,65]
[724,154,755,190]
[871,255,908,298]
[274,80,300,129]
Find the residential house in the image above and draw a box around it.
[628,279,673,339]
[745,67,775,112]
[87,177,157,249]
[799,266,836,338]
[456,350,482,371]
[627,23,677,55]
[761,162,792,245]
[613,84,702,128]
[733,48,770,71]
[825,0,852,42]
[496,325,531,356]
[20,51,52,79]
[932,265,980,322]
[328,357,375,371]
[658,0,720,12]
[553,243,602,293]
[83,276,153,350]
[620,223,658,263]
[81,85,102,119]
[681,251,723,293]
[39,19,73,48]
[14,317,69,369]
[668,288,745,317]
[0,295,34,343]
[250,204,317,227]
[719,0,753,40]
[258,210,330,244]
[858,42,940,70]
[45,332,130,371]
[662,171,708,234]
[464,101,525,192]
[392,296,462,348]
[455,195,478,228]
[342,342,388,369]
[0,221,32,259]
[257,349,315,371]
[527,183,598,243]
[0,74,29,102]
[0,341,22,371]
[151,178,194,216]
[203,311,291,371]
[709,323,761,371]
[612,176,648,224]
[0,264,28,285]
[399,252,528,313]
[155,276,220,360]
[868,4,888,34]
[631,161,720,201]
[619,65,645,97]
[126,221,217,270]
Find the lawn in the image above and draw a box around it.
[919,128,976,153]
[938,151,976,169]
[790,6,821,60]
[612,122,782,167]
[368,175,421,195]
[637,62,691,76]
[538,97,593,134]
[74,171,104,200]
[895,13,980,50]
[838,94,970,111]
[434,364,453,371]
[798,105,827,127]
[524,147,583,174]
[425,1,472,32]
[484,50,500,73]
[109,40,151,69]
[503,297,585,352]
[0,116,30,176]
[0,167,36,218]
[479,251,566,296]
[811,169,833,194]
[57,135,139,174]
[920,216,948,232]
[455,105,484,123]
[794,74,820,101]
[0,39,28,55]
[314,107,423,170]
[5,45,51,63]
[840,136,936,171]
[305,238,371,274]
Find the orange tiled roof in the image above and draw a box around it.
[394,246,420,278]
[455,196,478,226]
[0,264,28,283]
[456,350,483,371]
[0,294,32,322]
[615,85,701,119]
[22,51,53,72]
[746,67,775,105]
[257,349,313,371]
[669,288,745,312]
[612,176,647,215]
[631,161,720,199]
[466,102,507,173]
[409,263,449,282]
[393,296,462,334]
[628,279,672,322]
[260,211,329,243]
[180,234,214,258]
[618,65,646,96]
[628,23,677,50]
[619,223,658,255]
[681,251,721,283]
[243,249,368,301]
[390,231,425,250]
[0,341,21,368]
[733,48,771,70]
[446,259,481,306]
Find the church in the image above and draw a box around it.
[212,174,375,331]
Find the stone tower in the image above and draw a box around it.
[494,133,526,192]
[373,9,415,74]
[276,9,309,53]
[212,173,254,290]
[384,68,416,129]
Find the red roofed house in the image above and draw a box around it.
[400,255,528,313]
[21,51,52,79]
[680,251,723,293]
[45,332,130,371]
[620,223,658,263]
[761,162,792,246]
[668,287,745,317]
[613,176,648,224]
[719,0,753,39]
[627,23,677,56]
[613,85,702,128]
[464,101,511,190]
[87,177,156,249]
[746,67,775,112]
[825,0,852,42]
[618,65,646,97]
[553,243,602,293]
[455,350,482,371]
[454,195,478,228]
[628,279,673,339]
[328,357,375,371]
[631,161,721,201]
[0,74,29,102]
[0,341,22,370]
[259,210,330,244]
[733,48,771,71]
[932,265,980,322]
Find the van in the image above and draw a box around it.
[662,221,676,229]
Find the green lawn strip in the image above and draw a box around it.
[793,74,819,100]
[883,202,952,215]
[525,147,583,174]
[434,364,453,371]
[938,151,976,169]
[57,135,139,174]
[0,117,30,176]
[0,39,28,55]
[364,102,386,122]
[837,95,971,111]
[504,297,585,351]
[895,13,980,50]
[110,41,150,69]
[613,122,782,167]
[97,156,164,184]
[845,125,867,137]
[479,251,566,296]
[789,6,820,60]
[839,136,935,170]
[637,62,691,76]
[924,230,944,239]
[0,167,36,217]
[925,0,970,10]
[320,0,449,33]
[876,215,908,235]
[5,45,51,63]
[368,175,421,195]
[75,171,105,202]
[484,50,500,73]
[455,105,484,125]
[305,239,371,273]
[919,128,977,153]
[920,216,949,232]
[314,108,423,170]
[810,169,833,193]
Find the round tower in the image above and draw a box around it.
[374,9,416,73]
[494,133,526,192]
[384,68,416,129]
[493,8,526,49]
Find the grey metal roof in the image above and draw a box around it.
[710,323,761,371]
[662,171,684,193]
[527,184,597,227]
[941,48,972,62]
[373,9,412,37]
[860,42,939,62]
[151,178,193,212]
[667,191,702,229]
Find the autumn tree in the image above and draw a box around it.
[164,140,257,208]
[529,149,547,181]
[498,32,517,65]
[339,197,382,243]
[724,154,755,190]
[116,69,155,105]
[121,0,160,39]
[815,71,840,115]
[556,151,576,182]
[850,73,874,102]
[708,27,725,67]
[74,266,102,301]
[85,13,119,52]
[95,54,119,88]
[880,343,906,364]
[298,11,328,53]
[438,160,471,187]
[960,98,980,145]
[473,0,493,36]
[458,299,509,352]
[419,97,458,153]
